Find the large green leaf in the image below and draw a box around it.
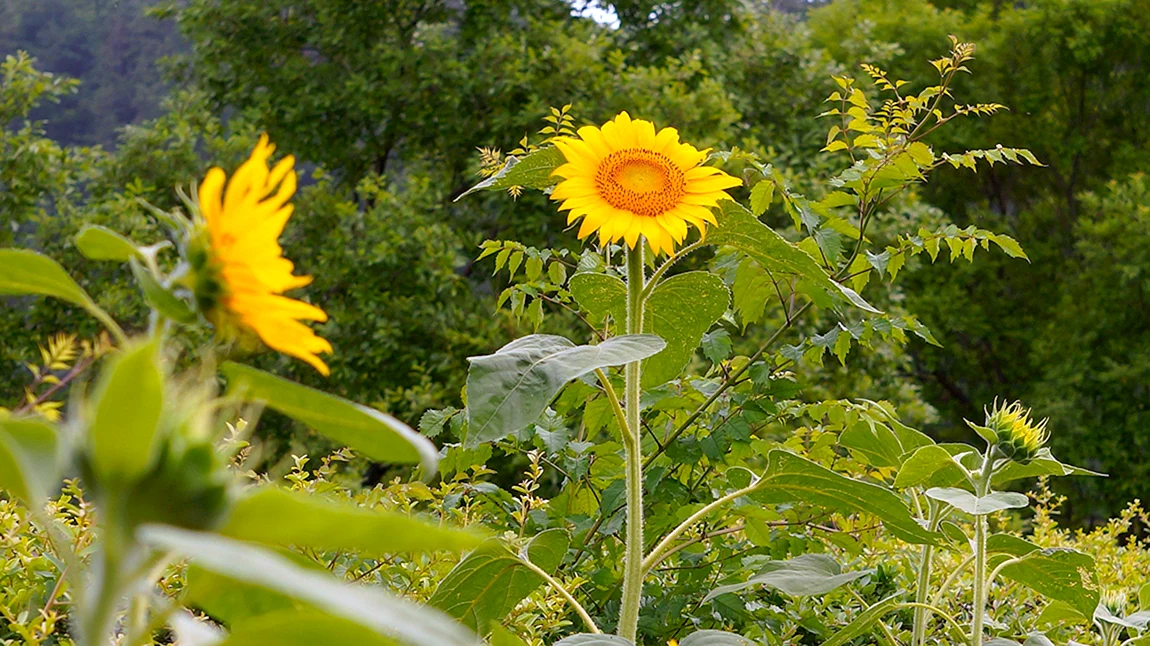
[707,201,879,313]
[428,529,569,632]
[679,630,755,646]
[705,554,872,601]
[0,418,59,503]
[464,334,665,446]
[219,487,484,555]
[986,534,1100,618]
[893,445,971,489]
[0,248,95,307]
[88,340,165,486]
[924,487,1029,515]
[455,147,565,200]
[753,450,940,545]
[992,449,1104,486]
[217,610,400,646]
[221,363,438,474]
[569,271,730,387]
[140,526,481,646]
[75,225,139,261]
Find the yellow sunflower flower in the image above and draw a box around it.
[550,111,741,256]
[193,135,333,375]
[984,400,1049,463]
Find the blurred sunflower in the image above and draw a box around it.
[192,135,333,375]
[550,111,741,255]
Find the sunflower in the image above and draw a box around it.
[193,135,333,375]
[984,400,1049,463]
[550,111,741,256]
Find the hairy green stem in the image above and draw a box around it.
[971,452,995,646]
[912,500,941,646]
[641,482,761,574]
[517,551,600,634]
[617,244,646,641]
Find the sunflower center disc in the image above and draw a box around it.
[596,149,686,217]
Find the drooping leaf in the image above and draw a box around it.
[569,271,729,387]
[679,630,755,646]
[753,450,940,545]
[88,340,165,486]
[0,418,59,503]
[708,201,880,314]
[992,449,1104,486]
[0,248,96,308]
[140,526,480,646]
[216,610,400,646]
[130,258,197,324]
[924,488,1029,515]
[705,554,872,601]
[75,225,140,261]
[429,530,569,632]
[464,334,665,446]
[455,147,565,201]
[221,363,439,474]
[219,487,484,556]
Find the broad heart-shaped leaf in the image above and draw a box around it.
[219,486,484,556]
[75,225,139,261]
[88,340,165,486]
[992,449,1104,487]
[139,525,481,646]
[221,362,438,474]
[753,450,940,545]
[924,487,1029,515]
[568,271,730,387]
[464,334,665,446]
[679,630,755,646]
[704,554,872,601]
[454,147,564,201]
[985,534,1100,619]
[894,444,971,489]
[429,529,569,633]
[707,201,880,314]
[0,248,95,307]
[0,418,59,503]
[217,610,400,646]
[554,636,634,646]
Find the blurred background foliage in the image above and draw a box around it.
[1,0,1147,524]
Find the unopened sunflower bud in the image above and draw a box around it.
[983,400,1049,463]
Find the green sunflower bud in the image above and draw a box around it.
[983,400,1049,464]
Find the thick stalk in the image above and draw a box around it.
[617,245,646,641]
[971,453,994,646]
[912,500,941,646]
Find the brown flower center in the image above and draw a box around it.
[595,149,686,217]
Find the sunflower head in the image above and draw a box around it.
[549,111,741,256]
[189,135,333,375]
[979,400,1049,463]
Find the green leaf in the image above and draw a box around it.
[219,487,484,556]
[0,418,58,503]
[75,225,139,261]
[822,593,904,646]
[221,363,438,474]
[701,329,732,364]
[990,234,1029,261]
[708,201,879,314]
[0,248,95,308]
[429,530,569,633]
[464,334,665,446]
[1141,582,1150,610]
[455,147,565,201]
[130,258,197,324]
[217,610,400,646]
[749,181,775,216]
[1036,600,1090,628]
[999,548,1100,619]
[839,421,911,468]
[753,450,940,545]
[992,449,1105,487]
[140,526,480,646]
[488,625,529,646]
[704,554,872,601]
[924,487,1029,515]
[553,637,633,646]
[88,340,165,485]
[679,630,755,646]
[569,271,730,387]
[893,445,969,489]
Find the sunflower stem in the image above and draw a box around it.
[618,243,646,642]
[971,451,995,646]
